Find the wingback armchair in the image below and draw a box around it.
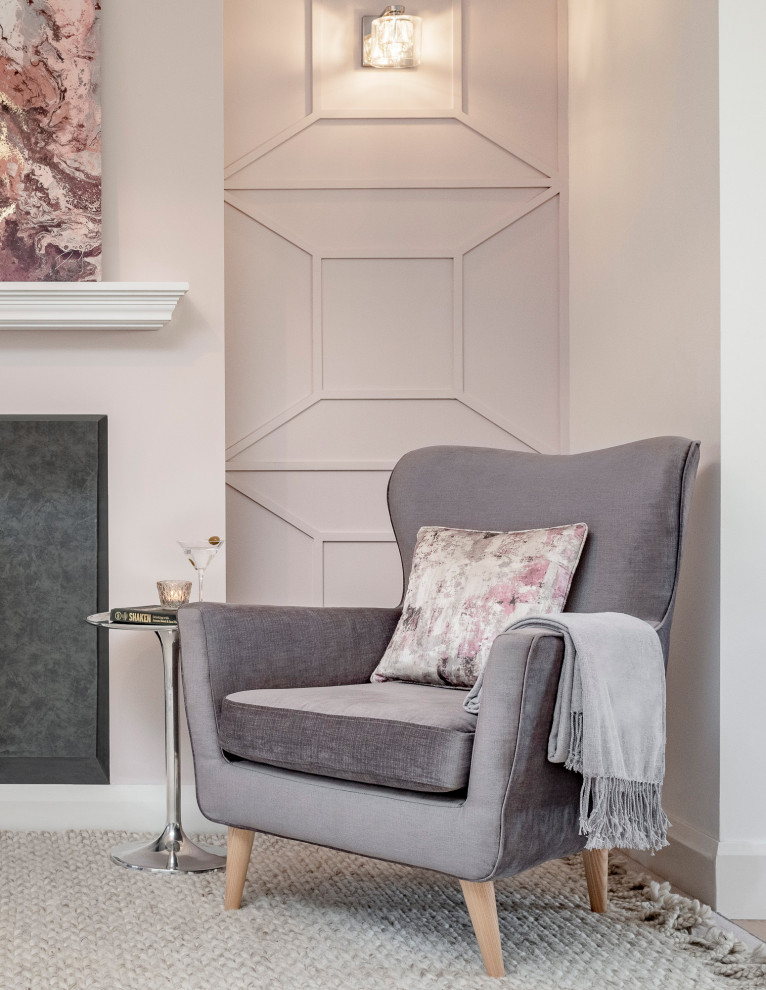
[179,437,699,978]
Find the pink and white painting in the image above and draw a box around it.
[0,0,101,281]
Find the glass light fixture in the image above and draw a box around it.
[362,5,422,69]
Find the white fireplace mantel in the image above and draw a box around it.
[0,281,189,330]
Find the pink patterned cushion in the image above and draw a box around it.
[371,523,588,689]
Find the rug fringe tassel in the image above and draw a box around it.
[642,876,766,981]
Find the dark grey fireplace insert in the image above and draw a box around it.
[0,415,108,783]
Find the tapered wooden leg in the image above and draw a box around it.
[459,880,505,978]
[225,827,255,910]
[582,848,609,913]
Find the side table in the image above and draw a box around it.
[86,612,226,874]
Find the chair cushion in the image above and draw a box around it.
[371,523,588,689]
[218,682,477,793]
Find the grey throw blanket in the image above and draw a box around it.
[464,612,669,852]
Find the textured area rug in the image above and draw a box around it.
[0,831,764,990]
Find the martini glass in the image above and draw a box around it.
[177,538,223,602]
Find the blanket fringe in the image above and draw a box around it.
[580,775,669,852]
[564,712,668,852]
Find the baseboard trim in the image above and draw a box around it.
[0,784,227,834]
[715,838,766,919]
[3,791,764,916]
[629,815,766,918]
[629,815,718,908]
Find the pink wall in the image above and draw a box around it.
[0,0,226,797]
[569,0,721,904]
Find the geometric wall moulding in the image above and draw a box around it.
[464,198,562,452]
[224,185,563,461]
[224,0,310,167]
[224,207,313,444]
[225,472,402,608]
[227,398,533,466]
[226,487,315,607]
[225,119,551,190]
[226,188,545,258]
[322,258,454,391]
[227,470,393,535]
[223,0,569,615]
[462,0,560,171]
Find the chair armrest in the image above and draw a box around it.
[178,602,401,715]
[468,625,585,878]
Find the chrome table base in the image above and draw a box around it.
[113,625,227,874]
[111,822,226,874]
[86,614,227,875]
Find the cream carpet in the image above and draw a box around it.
[1,831,764,990]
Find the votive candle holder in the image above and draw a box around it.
[157,580,192,608]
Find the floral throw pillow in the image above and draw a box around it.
[371,523,588,689]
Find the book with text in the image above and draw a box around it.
[109,606,178,626]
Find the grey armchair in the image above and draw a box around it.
[179,437,699,978]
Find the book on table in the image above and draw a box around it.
[109,606,178,626]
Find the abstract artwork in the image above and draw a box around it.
[0,1,101,281]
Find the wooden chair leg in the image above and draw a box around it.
[225,827,255,910]
[459,880,505,978]
[582,848,609,913]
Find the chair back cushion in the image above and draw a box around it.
[371,522,587,688]
[387,437,699,659]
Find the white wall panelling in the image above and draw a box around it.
[227,469,402,607]
[225,0,567,609]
